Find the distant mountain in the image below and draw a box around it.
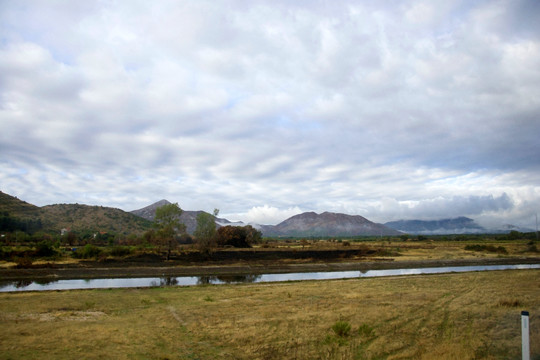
[261,211,401,237]
[130,199,172,221]
[131,200,224,235]
[491,223,535,233]
[384,217,485,235]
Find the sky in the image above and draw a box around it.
[1,0,539,228]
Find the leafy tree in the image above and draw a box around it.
[244,225,262,246]
[216,225,262,248]
[217,225,249,248]
[153,203,186,260]
[194,209,219,254]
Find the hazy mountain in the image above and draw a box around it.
[130,199,172,221]
[131,201,221,235]
[4,191,533,237]
[384,217,486,235]
[261,211,402,237]
[491,223,535,233]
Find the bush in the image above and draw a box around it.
[109,246,132,257]
[72,244,103,259]
[358,323,375,338]
[35,240,56,257]
[14,255,33,268]
[464,244,507,254]
[331,320,352,337]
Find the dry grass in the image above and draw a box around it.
[367,239,538,262]
[1,269,539,359]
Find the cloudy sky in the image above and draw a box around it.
[1,0,539,228]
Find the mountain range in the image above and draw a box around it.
[1,191,533,236]
[383,217,534,235]
[384,217,485,235]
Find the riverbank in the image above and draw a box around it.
[1,256,539,280]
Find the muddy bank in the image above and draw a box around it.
[1,256,539,281]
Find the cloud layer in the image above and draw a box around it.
[1,0,539,227]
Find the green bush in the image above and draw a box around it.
[72,244,103,259]
[35,240,56,258]
[331,320,351,337]
[358,323,375,337]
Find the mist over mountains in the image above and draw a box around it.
[384,217,485,235]
[1,191,533,237]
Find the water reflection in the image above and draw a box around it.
[15,279,32,288]
[197,274,262,285]
[1,264,538,292]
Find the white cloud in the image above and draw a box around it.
[1,0,539,228]
[232,205,304,226]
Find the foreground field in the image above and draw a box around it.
[1,270,539,359]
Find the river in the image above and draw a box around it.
[1,264,539,292]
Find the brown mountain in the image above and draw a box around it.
[40,203,153,235]
[261,211,402,237]
[130,201,211,235]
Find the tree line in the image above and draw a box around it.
[151,203,261,259]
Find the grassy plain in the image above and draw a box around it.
[1,269,539,359]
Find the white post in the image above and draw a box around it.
[522,311,530,360]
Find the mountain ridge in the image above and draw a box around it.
[1,191,533,236]
[261,211,402,237]
[384,217,485,235]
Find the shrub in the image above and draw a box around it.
[35,240,56,257]
[72,244,103,259]
[109,246,132,257]
[464,244,507,254]
[358,323,375,338]
[331,320,351,337]
[14,255,33,268]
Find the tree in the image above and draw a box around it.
[217,225,249,248]
[244,225,262,246]
[216,225,262,248]
[194,209,219,254]
[153,203,186,260]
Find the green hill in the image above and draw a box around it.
[0,191,41,218]
[39,204,153,235]
[0,191,152,235]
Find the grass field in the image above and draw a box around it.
[1,269,539,359]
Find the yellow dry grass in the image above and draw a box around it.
[1,269,539,359]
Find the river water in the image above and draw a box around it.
[1,264,539,292]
